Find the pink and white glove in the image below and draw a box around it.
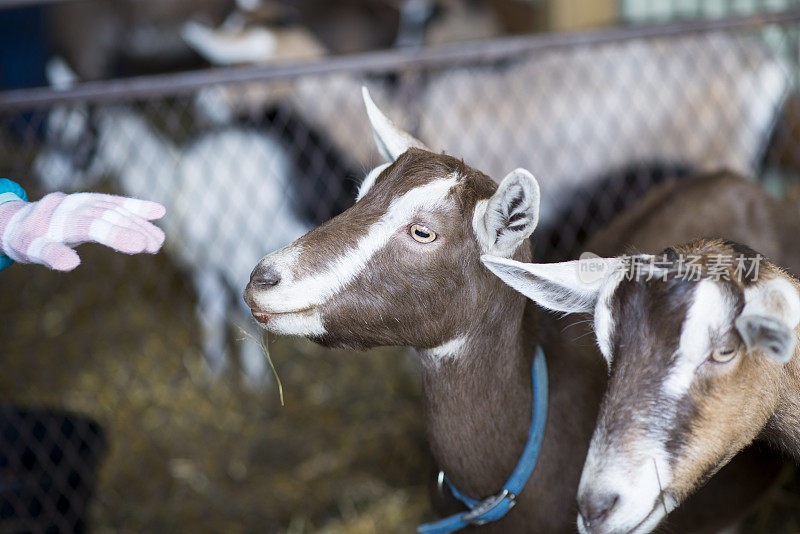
[0,192,166,271]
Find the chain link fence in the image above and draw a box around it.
[622,0,800,24]
[1,9,800,533]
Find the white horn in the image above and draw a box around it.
[362,86,428,162]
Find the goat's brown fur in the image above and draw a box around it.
[587,170,800,276]
[246,155,784,532]
[581,237,800,525]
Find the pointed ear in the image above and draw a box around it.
[735,278,800,362]
[480,255,621,313]
[474,168,540,257]
[362,86,428,162]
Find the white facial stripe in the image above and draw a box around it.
[251,177,459,313]
[356,163,390,201]
[664,280,733,399]
[581,279,728,534]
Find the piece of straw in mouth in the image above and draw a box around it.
[237,325,284,406]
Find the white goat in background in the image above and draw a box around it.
[287,32,791,227]
[416,33,790,223]
[184,29,790,226]
[35,59,310,384]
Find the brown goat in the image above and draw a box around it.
[244,93,781,532]
[483,172,800,533]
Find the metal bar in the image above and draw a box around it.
[0,0,80,9]
[2,8,800,109]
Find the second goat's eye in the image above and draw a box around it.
[710,346,737,364]
[410,223,436,243]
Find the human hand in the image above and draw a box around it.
[0,192,166,271]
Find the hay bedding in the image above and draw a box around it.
[0,244,429,532]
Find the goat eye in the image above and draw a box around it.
[710,347,737,364]
[410,224,436,243]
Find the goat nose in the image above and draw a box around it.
[578,492,619,532]
[250,264,281,288]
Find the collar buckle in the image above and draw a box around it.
[462,489,516,525]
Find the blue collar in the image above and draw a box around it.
[418,346,549,533]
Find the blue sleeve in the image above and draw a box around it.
[0,256,13,271]
[0,179,28,202]
[0,179,29,271]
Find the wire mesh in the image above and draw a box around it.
[1,11,800,533]
[622,0,800,24]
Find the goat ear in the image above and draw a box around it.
[735,278,800,362]
[362,86,428,162]
[735,315,795,362]
[475,168,540,257]
[480,255,620,313]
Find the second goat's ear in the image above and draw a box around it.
[735,315,795,362]
[736,278,800,362]
[480,255,620,314]
[474,168,540,257]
